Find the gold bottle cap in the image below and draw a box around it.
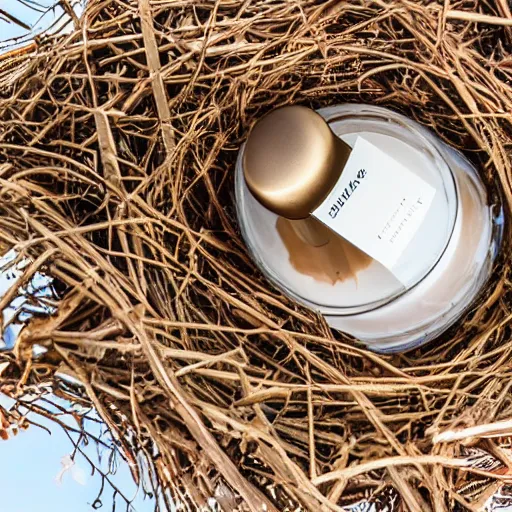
[243,105,352,220]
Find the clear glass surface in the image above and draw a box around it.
[235,104,503,352]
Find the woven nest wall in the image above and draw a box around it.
[1,1,512,510]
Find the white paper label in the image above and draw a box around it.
[312,137,436,279]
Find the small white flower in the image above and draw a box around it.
[55,454,87,486]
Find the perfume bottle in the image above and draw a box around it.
[235,104,503,352]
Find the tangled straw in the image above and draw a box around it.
[1,0,512,510]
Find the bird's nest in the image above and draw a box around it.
[1,1,512,510]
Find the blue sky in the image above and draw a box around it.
[0,0,74,44]
[0,393,156,512]
[0,4,156,511]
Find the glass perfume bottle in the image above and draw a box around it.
[235,104,503,353]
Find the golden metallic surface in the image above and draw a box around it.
[243,105,351,219]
